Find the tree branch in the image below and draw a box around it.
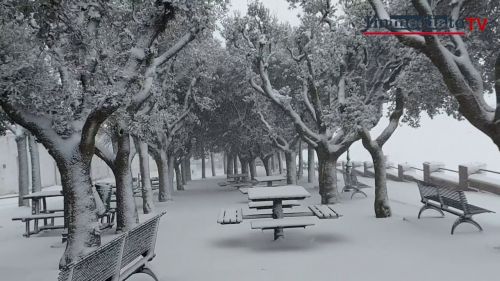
[376,88,405,146]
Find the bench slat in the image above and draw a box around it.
[308,205,339,219]
[217,208,243,224]
[12,213,64,221]
[251,217,317,230]
[248,200,300,209]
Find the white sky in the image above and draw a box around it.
[229,0,500,171]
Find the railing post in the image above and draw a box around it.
[363,161,373,177]
[458,162,486,190]
[398,163,411,181]
[423,162,444,184]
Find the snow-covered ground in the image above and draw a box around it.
[1,171,500,281]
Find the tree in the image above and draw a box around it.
[0,0,224,266]
[367,0,500,151]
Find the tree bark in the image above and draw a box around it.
[15,132,29,207]
[361,138,391,218]
[316,146,340,204]
[284,151,297,185]
[185,154,192,181]
[57,148,101,268]
[201,153,206,179]
[210,152,216,177]
[297,140,303,180]
[154,149,172,201]
[271,154,275,173]
[175,160,184,191]
[277,152,283,174]
[135,140,154,214]
[226,153,234,176]
[167,154,175,196]
[222,152,227,174]
[28,134,42,193]
[233,154,239,174]
[113,131,139,232]
[249,158,257,179]
[240,158,249,176]
[262,156,272,176]
[180,157,187,185]
[308,145,315,183]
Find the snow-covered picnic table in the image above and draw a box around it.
[248,185,313,239]
[23,190,64,215]
[227,173,249,182]
[253,175,286,187]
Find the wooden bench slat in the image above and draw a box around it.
[308,205,340,219]
[12,213,65,221]
[248,200,300,209]
[217,208,243,224]
[251,217,317,230]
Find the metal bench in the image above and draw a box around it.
[12,213,65,237]
[248,200,300,209]
[251,217,317,230]
[342,169,370,199]
[308,205,341,219]
[217,208,243,224]
[58,211,166,281]
[416,181,494,234]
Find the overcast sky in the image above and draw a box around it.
[228,0,500,171]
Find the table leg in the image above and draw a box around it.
[267,181,272,187]
[42,198,48,225]
[272,199,284,240]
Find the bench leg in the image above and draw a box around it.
[24,221,31,237]
[418,204,445,219]
[125,266,159,281]
[451,217,483,235]
[350,188,367,199]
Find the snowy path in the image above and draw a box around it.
[1,175,500,281]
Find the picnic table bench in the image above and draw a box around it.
[58,211,166,281]
[251,217,317,230]
[416,181,494,234]
[12,212,65,237]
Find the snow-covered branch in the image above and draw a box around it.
[376,88,405,146]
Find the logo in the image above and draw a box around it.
[362,15,488,36]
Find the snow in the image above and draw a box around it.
[2,171,500,281]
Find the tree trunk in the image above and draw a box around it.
[316,146,340,204]
[15,133,29,207]
[262,156,272,176]
[240,158,249,176]
[271,154,275,173]
[57,149,101,268]
[308,145,315,183]
[180,158,187,185]
[175,160,184,191]
[201,153,206,179]
[222,152,227,175]
[285,151,297,185]
[297,141,303,180]
[226,153,234,176]
[277,152,283,174]
[167,154,175,196]
[113,131,139,232]
[233,154,239,174]
[249,158,257,179]
[155,150,172,201]
[362,140,392,218]
[185,155,192,181]
[28,134,42,193]
[210,152,216,177]
[135,140,154,214]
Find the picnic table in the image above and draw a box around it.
[13,190,65,237]
[253,175,286,187]
[248,185,313,240]
[23,190,63,215]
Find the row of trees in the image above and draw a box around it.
[0,0,498,269]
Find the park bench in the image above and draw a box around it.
[250,217,317,230]
[248,200,300,209]
[217,208,243,224]
[416,181,494,234]
[12,212,65,237]
[58,211,166,281]
[342,168,370,199]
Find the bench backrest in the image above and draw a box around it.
[120,211,166,276]
[58,234,126,281]
[416,181,440,200]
